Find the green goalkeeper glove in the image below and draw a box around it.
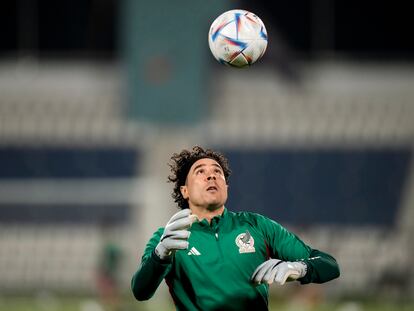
[251,259,307,285]
[155,209,198,260]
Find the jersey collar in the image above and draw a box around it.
[195,207,228,230]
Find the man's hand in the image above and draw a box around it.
[155,209,198,260]
[251,259,307,285]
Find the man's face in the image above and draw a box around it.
[180,158,228,211]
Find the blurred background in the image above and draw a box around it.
[1,0,413,310]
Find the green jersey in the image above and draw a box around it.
[131,208,340,311]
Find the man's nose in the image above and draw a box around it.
[207,174,216,180]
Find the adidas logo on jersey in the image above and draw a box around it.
[187,247,201,256]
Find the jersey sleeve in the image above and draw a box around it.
[254,213,311,260]
[299,248,340,284]
[254,213,340,284]
[131,227,172,300]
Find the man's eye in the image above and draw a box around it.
[196,169,204,174]
[215,169,223,174]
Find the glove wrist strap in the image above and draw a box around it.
[298,261,308,277]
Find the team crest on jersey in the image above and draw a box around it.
[235,230,255,253]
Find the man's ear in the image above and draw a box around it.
[180,185,189,199]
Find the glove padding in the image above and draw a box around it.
[155,209,198,260]
[251,259,307,285]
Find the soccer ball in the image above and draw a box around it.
[208,9,268,68]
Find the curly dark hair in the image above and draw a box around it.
[168,146,231,209]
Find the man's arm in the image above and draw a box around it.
[131,228,171,301]
[253,213,340,285]
[299,249,340,284]
[131,209,197,300]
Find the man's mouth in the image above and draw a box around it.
[206,186,218,191]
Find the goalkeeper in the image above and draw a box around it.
[131,146,340,311]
